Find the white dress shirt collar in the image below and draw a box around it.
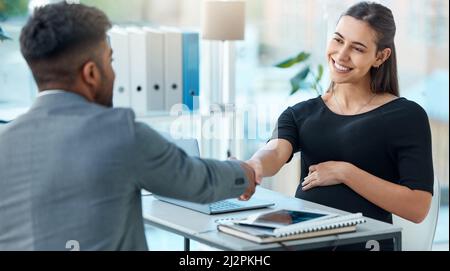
[37,90,68,97]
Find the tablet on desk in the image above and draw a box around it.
[237,209,338,228]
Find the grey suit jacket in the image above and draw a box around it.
[0,92,248,250]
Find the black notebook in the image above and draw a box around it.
[217,209,366,244]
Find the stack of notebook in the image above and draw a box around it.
[217,209,366,244]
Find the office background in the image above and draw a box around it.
[0,0,448,250]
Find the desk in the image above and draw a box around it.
[141,187,402,251]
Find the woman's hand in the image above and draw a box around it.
[301,161,352,191]
[245,159,263,184]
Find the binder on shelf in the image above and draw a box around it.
[127,27,148,116]
[182,31,200,111]
[108,26,131,108]
[217,209,366,244]
[143,27,165,111]
[162,28,183,111]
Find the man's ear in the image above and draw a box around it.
[81,60,101,90]
[373,48,392,68]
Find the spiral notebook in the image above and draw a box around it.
[217,209,366,244]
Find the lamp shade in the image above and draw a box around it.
[202,1,245,41]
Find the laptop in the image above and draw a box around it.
[152,136,274,214]
[154,194,274,215]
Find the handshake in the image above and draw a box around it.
[233,158,263,201]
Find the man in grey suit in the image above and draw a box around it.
[0,2,256,250]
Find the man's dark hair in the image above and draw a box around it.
[20,2,111,87]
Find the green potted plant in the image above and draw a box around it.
[275,51,324,96]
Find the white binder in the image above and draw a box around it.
[127,27,148,116]
[108,26,131,108]
[162,28,183,111]
[143,27,165,111]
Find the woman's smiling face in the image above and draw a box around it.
[326,15,381,85]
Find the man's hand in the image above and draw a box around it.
[234,160,257,201]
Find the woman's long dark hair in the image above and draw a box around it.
[335,2,400,96]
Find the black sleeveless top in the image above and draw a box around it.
[272,96,434,250]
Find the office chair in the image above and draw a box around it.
[392,179,441,251]
[270,152,301,197]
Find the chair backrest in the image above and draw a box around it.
[392,179,441,251]
[270,152,301,197]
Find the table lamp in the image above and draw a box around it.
[201,0,245,158]
[202,0,245,106]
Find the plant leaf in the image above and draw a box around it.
[291,66,310,82]
[299,81,313,89]
[275,57,300,68]
[0,26,12,41]
[315,64,324,83]
[289,66,310,94]
[275,51,311,68]
[290,81,300,95]
[290,82,312,95]
[295,52,310,63]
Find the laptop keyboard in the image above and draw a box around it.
[210,200,243,212]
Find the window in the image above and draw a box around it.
[0,0,36,109]
[0,1,448,248]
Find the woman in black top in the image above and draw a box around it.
[246,2,434,250]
